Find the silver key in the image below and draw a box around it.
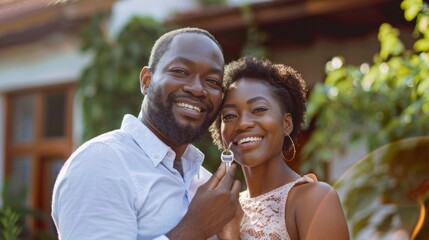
[221,142,234,172]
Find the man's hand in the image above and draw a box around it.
[167,163,241,240]
[217,200,243,240]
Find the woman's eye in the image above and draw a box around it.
[222,114,236,121]
[254,107,268,113]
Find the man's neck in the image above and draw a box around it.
[139,112,188,160]
[173,159,184,177]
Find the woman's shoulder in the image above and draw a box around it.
[292,180,339,203]
[288,179,349,239]
[288,174,341,213]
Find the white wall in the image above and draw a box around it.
[108,0,268,36]
[0,34,91,93]
[329,140,368,182]
[109,0,197,35]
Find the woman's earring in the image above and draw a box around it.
[282,134,296,162]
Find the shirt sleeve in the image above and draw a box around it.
[52,141,169,239]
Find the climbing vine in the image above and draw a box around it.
[79,13,168,141]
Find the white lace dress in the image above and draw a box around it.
[239,175,316,240]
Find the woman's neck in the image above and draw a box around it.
[243,158,300,198]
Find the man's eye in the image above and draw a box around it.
[171,69,188,76]
[206,78,222,88]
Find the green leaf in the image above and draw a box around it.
[305,84,328,122]
[352,211,372,238]
[418,15,429,34]
[378,24,405,60]
[401,0,423,21]
[414,38,429,51]
[376,212,394,233]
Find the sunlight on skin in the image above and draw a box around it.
[305,188,340,239]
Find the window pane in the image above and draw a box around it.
[49,159,64,190]
[12,94,35,143]
[44,91,66,138]
[9,156,33,206]
[8,156,33,239]
[46,159,64,234]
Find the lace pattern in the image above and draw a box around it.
[239,175,315,240]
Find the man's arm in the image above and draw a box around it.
[52,142,139,239]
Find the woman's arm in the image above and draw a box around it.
[293,181,350,240]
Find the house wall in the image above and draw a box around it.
[0,33,90,195]
[109,0,197,35]
[108,0,264,35]
[0,36,91,92]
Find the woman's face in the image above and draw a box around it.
[220,77,292,167]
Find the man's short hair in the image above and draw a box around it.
[148,27,223,73]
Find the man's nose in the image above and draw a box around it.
[183,76,207,97]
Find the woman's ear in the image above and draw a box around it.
[140,67,151,95]
[283,112,293,136]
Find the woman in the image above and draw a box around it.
[210,56,349,240]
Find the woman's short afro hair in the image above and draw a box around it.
[209,56,308,153]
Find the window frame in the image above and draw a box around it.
[4,82,75,237]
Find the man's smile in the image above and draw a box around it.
[176,102,203,113]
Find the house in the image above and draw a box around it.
[0,0,413,237]
[0,0,122,237]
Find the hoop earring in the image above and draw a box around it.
[281,134,296,162]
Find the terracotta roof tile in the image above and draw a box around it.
[0,0,79,23]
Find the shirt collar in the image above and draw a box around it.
[120,114,205,169]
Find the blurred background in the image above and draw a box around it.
[0,0,428,239]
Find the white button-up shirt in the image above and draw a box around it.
[52,114,211,239]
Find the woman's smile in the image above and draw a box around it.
[234,136,264,152]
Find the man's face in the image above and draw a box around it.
[144,33,224,144]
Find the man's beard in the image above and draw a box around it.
[145,88,216,145]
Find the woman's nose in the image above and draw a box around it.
[236,113,255,131]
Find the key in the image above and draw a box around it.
[221,142,234,172]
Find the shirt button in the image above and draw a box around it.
[154,154,159,159]
[167,152,172,157]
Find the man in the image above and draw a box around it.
[52,28,241,239]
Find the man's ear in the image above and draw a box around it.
[140,67,151,95]
[283,112,293,136]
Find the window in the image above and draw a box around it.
[4,83,75,239]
